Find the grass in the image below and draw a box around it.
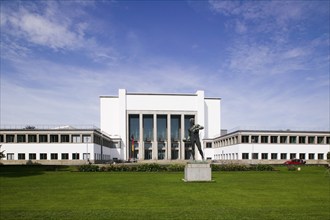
[0,165,329,220]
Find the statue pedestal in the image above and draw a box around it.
[183,162,212,182]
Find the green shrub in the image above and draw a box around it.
[103,163,184,172]
[211,164,250,171]
[251,164,275,171]
[211,164,275,171]
[166,164,185,172]
[78,164,99,172]
[136,163,164,172]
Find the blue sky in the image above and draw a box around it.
[1,0,329,131]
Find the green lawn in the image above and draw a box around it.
[0,166,329,220]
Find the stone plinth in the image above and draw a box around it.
[184,162,212,182]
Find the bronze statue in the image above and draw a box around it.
[188,118,204,160]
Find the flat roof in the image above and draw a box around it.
[219,129,330,139]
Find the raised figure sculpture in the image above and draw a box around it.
[188,118,204,160]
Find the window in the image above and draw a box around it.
[28,135,37,143]
[242,153,249,159]
[251,136,258,143]
[308,153,315,160]
[72,135,81,143]
[290,153,296,159]
[82,135,91,143]
[18,153,25,160]
[317,154,324,160]
[252,153,258,159]
[7,153,14,160]
[170,115,180,141]
[271,153,277,160]
[83,153,90,160]
[29,153,36,160]
[129,114,140,159]
[6,135,15,143]
[261,136,268,143]
[144,143,152,160]
[261,153,268,159]
[0,134,4,142]
[308,136,315,144]
[39,135,48,143]
[17,135,26,143]
[61,135,70,143]
[280,136,287,143]
[129,114,140,141]
[281,153,287,160]
[72,153,79,160]
[289,136,297,144]
[143,115,154,141]
[51,153,58,160]
[270,136,278,143]
[40,153,47,160]
[206,143,212,148]
[157,142,165,160]
[61,153,69,160]
[157,115,167,142]
[299,153,305,159]
[299,136,306,144]
[317,137,324,144]
[326,137,330,144]
[50,135,59,143]
[242,136,249,143]
[171,142,179,160]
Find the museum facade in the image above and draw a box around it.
[100,89,221,161]
[1,89,329,164]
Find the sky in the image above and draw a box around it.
[0,0,329,131]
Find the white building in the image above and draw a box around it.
[0,126,113,165]
[100,89,221,161]
[211,129,330,164]
[1,89,329,164]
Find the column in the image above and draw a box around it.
[152,113,157,160]
[167,114,171,160]
[181,114,185,160]
[139,113,143,160]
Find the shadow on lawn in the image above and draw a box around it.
[0,165,70,178]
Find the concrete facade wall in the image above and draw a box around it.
[1,143,111,161]
[100,89,221,161]
[213,143,329,161]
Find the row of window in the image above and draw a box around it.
[129,114,195,143]
[5,153,110,161]
[239,153,324,160]
[1,133,115,148]
[6,153,83,160]
[215,135,330,147]
[0,134,92,143]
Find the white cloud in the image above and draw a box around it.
[208,0,319,37]
[2,5,81,50]
[0,1,116,64]
[226,42,311,76]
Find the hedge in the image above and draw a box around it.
[78,163,275,172]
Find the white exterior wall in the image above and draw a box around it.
[100,89,221,161]
[213,143,329,161]
[204,148,215,159]
[100,97,120,136]
[2,143,96,160]
[204,99,221,138]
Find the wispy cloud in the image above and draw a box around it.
[1,1,329,131]
[0,1,116,63]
